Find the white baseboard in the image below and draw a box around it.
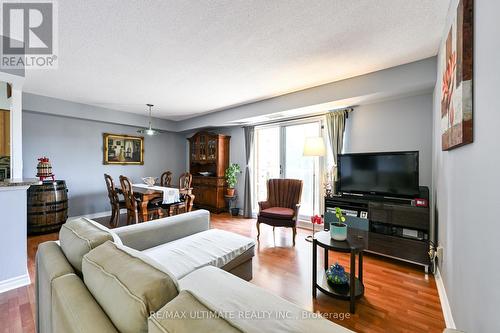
[0,273,31,294]
[297,219,314,230]
[434,266,456,329]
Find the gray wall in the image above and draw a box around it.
[214,127,246,209]
[211,93,433,210]
[344,93,433,188]
[432,1,500,332]
[0,82,9,110]
[23,93,178,132]
[23,111,186,217]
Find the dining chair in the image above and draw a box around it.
[119,175,161,224]
[159,192,195,216]
[177,172,195,214]
[160,171,173,187]
[104,174,126,227]
[152,172,195,217]
[149,170,173,208]
[179,172,193,191]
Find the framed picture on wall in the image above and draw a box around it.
[440,0,473,150]
[103,133,144,165]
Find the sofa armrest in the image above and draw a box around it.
[258,201,271,211]
[36,241,75,333]
[113,210,210,251]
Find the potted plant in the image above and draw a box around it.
[224,163,241,196]
[330,207,347,241]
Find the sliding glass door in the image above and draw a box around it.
[253,120,322,220]
[254,126,281,206]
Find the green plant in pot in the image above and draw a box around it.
[224,163,241,197]
[330,207,347,241]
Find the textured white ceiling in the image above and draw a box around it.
[23,0,450,120]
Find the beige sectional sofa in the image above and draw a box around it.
[36,210,353,333]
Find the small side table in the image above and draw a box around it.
[224,195,238,214]
[312,230,367,313]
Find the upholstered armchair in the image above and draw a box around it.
[257,178,303,246]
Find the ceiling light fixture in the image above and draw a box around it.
[137,104,160,136]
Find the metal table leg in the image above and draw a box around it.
[358,251,363,283]
[312,239,317,298]
[324,247,329,271]
[350,250,356,313]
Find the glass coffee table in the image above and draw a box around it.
[312,229,367,313]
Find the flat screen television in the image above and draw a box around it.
[338,151,419,198]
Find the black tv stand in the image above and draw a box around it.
[324,187,430,272]
[336,192,415,205]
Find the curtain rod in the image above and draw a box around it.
[240,106,355,128]
[328,107,355,113]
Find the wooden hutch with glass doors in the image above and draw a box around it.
[188,131,230,213]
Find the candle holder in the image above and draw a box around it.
[306,215,324,242]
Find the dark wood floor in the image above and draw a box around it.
[0,213,445,333]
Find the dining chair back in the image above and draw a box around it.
[104,174,125,226]
[151,172,195,218]
[179,172,193,190]
[119,175,139,224]
[160,171,173,187]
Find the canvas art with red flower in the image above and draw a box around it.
[440,0,473,151]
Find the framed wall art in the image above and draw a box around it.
[103,133,144,165]
[440,0,473,151]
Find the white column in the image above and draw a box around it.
[9,84,23,179]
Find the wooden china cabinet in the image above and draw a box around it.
[188,131,230,213]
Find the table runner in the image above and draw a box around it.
[133,184,180,204]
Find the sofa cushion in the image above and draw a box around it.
[179,266,353,333]
[260,207,295,219]
[51,274,119,333]
[82,241,178,333]
[142,229,255,279]
[59,217,119,273]
[149,290,242,333]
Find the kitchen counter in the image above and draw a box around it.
[0,178,41,188]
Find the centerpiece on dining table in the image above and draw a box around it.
[142,177,158,187]
[135,177,180,205]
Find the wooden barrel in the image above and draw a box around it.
[27,180,68,235]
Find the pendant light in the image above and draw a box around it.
[137,104,160,136]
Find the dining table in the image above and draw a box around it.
[116,185,193,222]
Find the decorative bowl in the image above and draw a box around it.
[142,177,157,187]
[326,262,348,286]
[198,172,211,176]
